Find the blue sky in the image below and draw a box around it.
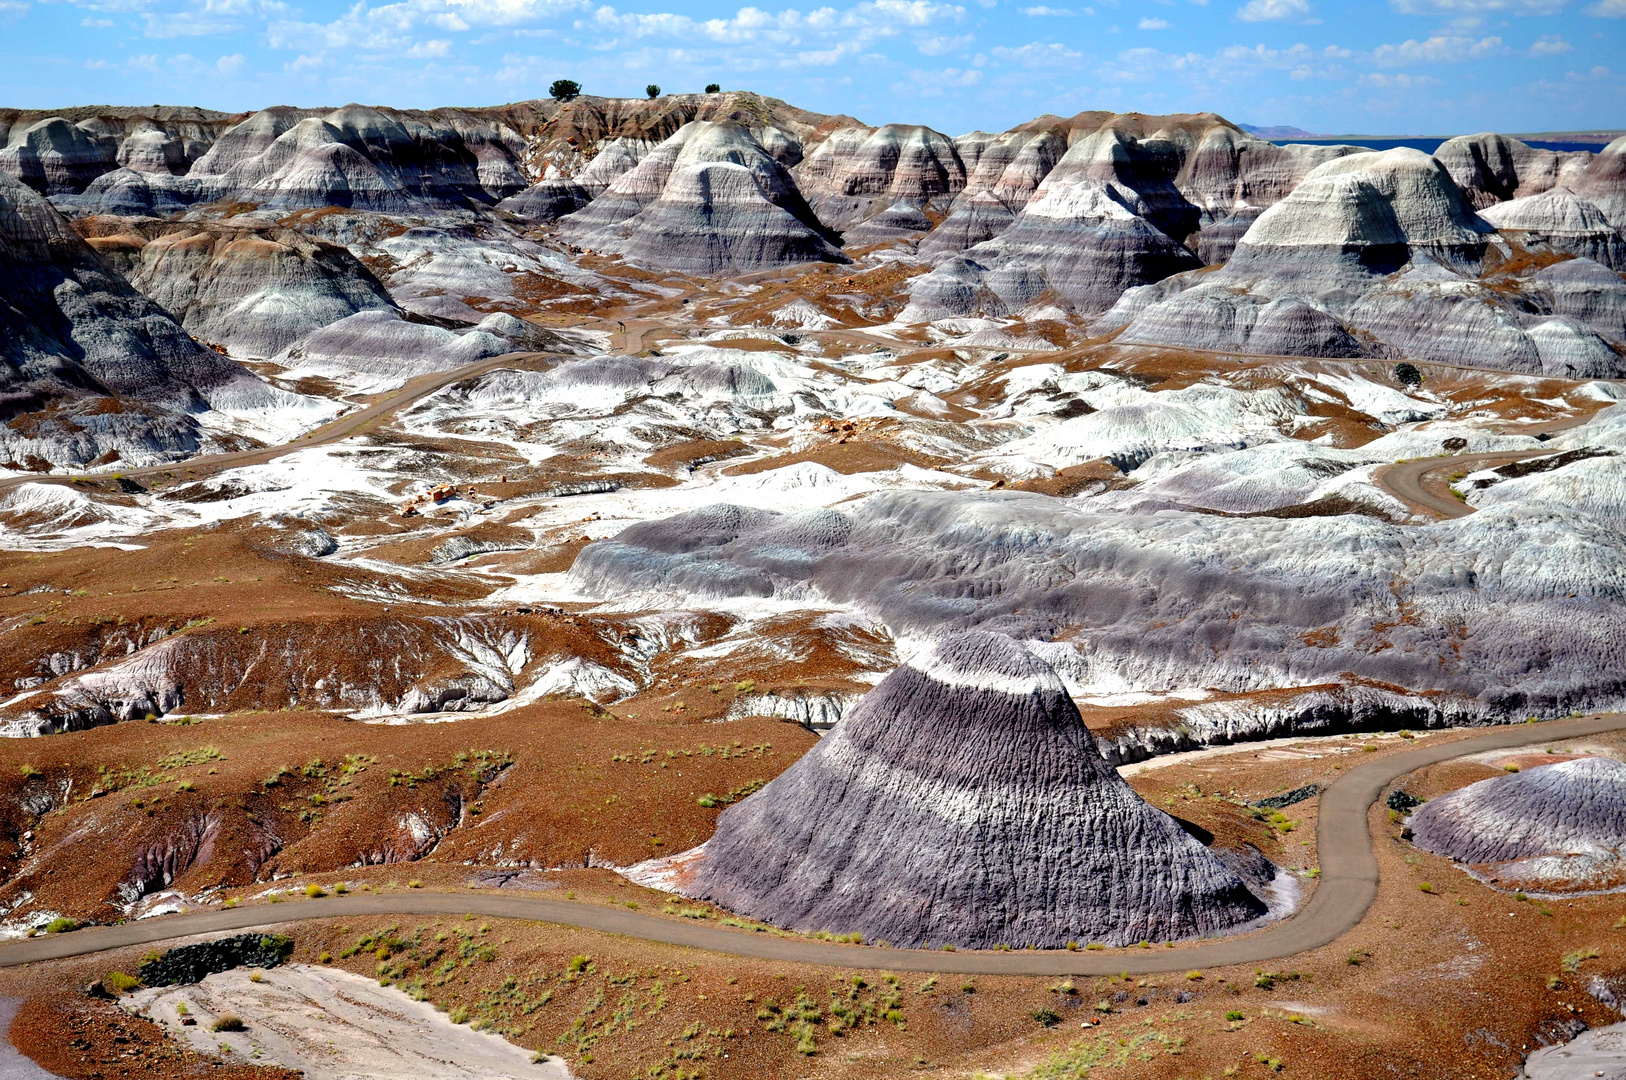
[0,0,1621,135]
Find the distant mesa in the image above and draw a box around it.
[1409,756,1626,894]
[1238,123,1323,141]
[666,631,1271,948]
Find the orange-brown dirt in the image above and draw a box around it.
[5,729,1623,1080]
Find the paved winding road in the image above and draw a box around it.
[3,713,1619,976]
[1372,408,1603,520]
[0,350,560,499]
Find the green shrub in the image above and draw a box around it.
[645,84,661,99]
[45,917,80,934]
[1031,1008,1060,1027]
[549,79,580,102]
[705,83,721,93]
[104,971,140,993]
[1225,1010,1244,1022]
[305,883,326,898]
[211,1015,245,1032]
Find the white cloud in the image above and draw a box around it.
[405,36,449,54]
[1237,0,1317,21]
[1138,15,1168,27]
[1358,71,1442,86]
[1584,0,1626,13]
[127,51,160,69]
[990,40,1084,64]
[917,31,972,53]
[1529,33,1571,52]
[215,50,243,70]
[0,0,28,13]
[1099,40,1350,84]
[1020,4,1086,12]
[1371,34,1506,64]
[890,64,981,95]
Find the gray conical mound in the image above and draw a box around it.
[1410,757,1626,866]
[688,631,1268,948]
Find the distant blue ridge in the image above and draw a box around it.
[1270,137,1607,154]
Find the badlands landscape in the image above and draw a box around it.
[1,90,1626,1079]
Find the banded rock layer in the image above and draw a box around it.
[1099,148,1626,375]
[570,489,1626,721]
[1410,757,1626,892]
[554,121,844,273]
[685,631,1268,947]
[0,171,280,467]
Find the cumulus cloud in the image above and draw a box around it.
[1138,16,1169,27]
[215,50,242,71]
[0,0,30,14]
[991,40,1084,64]
[917,31,972,53]
[1099,40,1349,84]
[1529,33,1571,53]
[1371,34,1506,64]
[891,64,982,95]
[1358,71,1442,86]
[1236,0,1318,21]
[1584,0,1626,13]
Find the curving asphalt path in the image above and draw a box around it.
[3,713,1621,976]
[0,350,561,498]
[1373,410,1603,521]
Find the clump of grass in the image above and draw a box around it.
[407,879,423,889]
[1085,942,1105,951]
[1563,948,1600,972]
[567,954,592,974]
[305,883,326,898]
[1185,970,1203,981]
[104,971,140,993]
[45,917,79,934]
[334,882,348,895]
[1031,1008,1061,1027]
[1418,882,1434,894]
[211,1015,245,1032]
[249,971,263,983]
[447,1005,469,1025]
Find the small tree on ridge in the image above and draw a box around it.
[549,79,581,102]
[646,84,661,99]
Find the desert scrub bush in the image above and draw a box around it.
[1563,948,1600,972]
[211,1015,245,1032]
[104,971,140,993]
[567,954,592,975]
[1225,1010,1245,1022]
[45,917,80,934]
[1418,882,1434,894]
[447,1005,470,1024]
[19,763,42,779]
[1032,1008,1061,1027]
[305,883,326,898]
[407,879,422,889]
